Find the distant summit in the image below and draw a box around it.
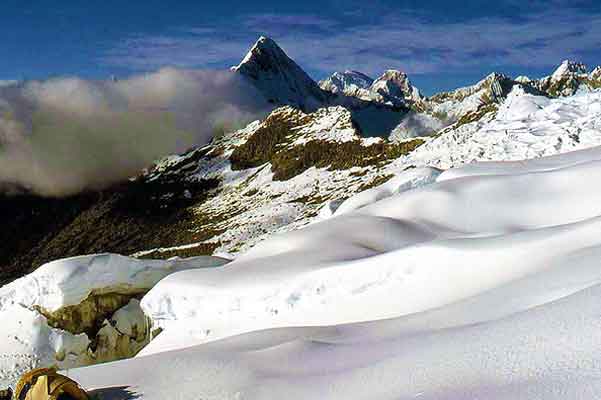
[534,60,596,97]
[320,69,423,108]
[370,70,424,107]
[319,70,374,100]
[551,60,587,82]
[232,36,326,112]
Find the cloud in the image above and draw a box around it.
[0,68,269,196]
[101,5,601,78]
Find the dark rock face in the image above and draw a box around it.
[233,36,327,112]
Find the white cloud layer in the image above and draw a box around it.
[0,68,268,196]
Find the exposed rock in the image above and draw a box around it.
[34,291,145,336]
[551,60,587,82]
[232,36,326,111]
[370,70,423,107]
[321,69,423,108]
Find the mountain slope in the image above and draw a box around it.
[3,45,601,288]
[3,77,601,286]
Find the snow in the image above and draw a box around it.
[132,86,601,264]
[495,85,550,121]
[330,167,441,217]
[0,253,228,313]
[0,254,229,388]
[290,106,360,145]
[232,36,326,111]
[62,148,601,399]
[403,89,601,169]
[322,69,423,108]
[370,70,423,106]
[551,60,587,81]
[318,70,374,100]
[4,57,601,398]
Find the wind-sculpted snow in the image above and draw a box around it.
[60,149,601,399]
[0,254,229,388]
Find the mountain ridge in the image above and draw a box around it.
[2,36,601,287]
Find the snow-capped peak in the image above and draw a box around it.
[590,66,601,80]
[320,69,423,108]
[551,60,587,81]
[369,69,423,107]
[232,36,326,111]
[319,70,374,99]
[233,36,281,70]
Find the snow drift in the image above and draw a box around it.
[50,146,601,399]
[0,253,229,387]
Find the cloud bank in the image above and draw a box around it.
[0,68,268,196]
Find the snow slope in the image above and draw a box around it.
[59,147,601,399]
[130,87,601,262]
[402,87,601,168]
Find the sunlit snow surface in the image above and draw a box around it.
[0,254,229,387]
[63,147,601,400]
[404,88,601,168]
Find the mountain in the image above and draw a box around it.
[2,37,601,289]
[370,69,424,107]
[319,70,374,100]
[320,69,424,108]
[530,60,601,96]
[232,36,327,112]
[4,35,601,391]
[7,124,601,397]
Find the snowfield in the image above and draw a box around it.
[46,146,601,399]
[403,87,601,168]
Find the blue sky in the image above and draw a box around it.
[2,0,601,94]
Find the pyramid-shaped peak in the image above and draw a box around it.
[234,36,289,72]
[552,60,587,81]
[252,36,284,53]
[232,36,326,111]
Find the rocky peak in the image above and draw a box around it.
[589,66,601,81]
[369,70,423,107]
[551,60,587,81]
[232,36,326,112]
[319,70,374,99]
[480,73,514,101]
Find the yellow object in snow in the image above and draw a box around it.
[14,368,89,400]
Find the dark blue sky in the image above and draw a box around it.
[2,0,601,94]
